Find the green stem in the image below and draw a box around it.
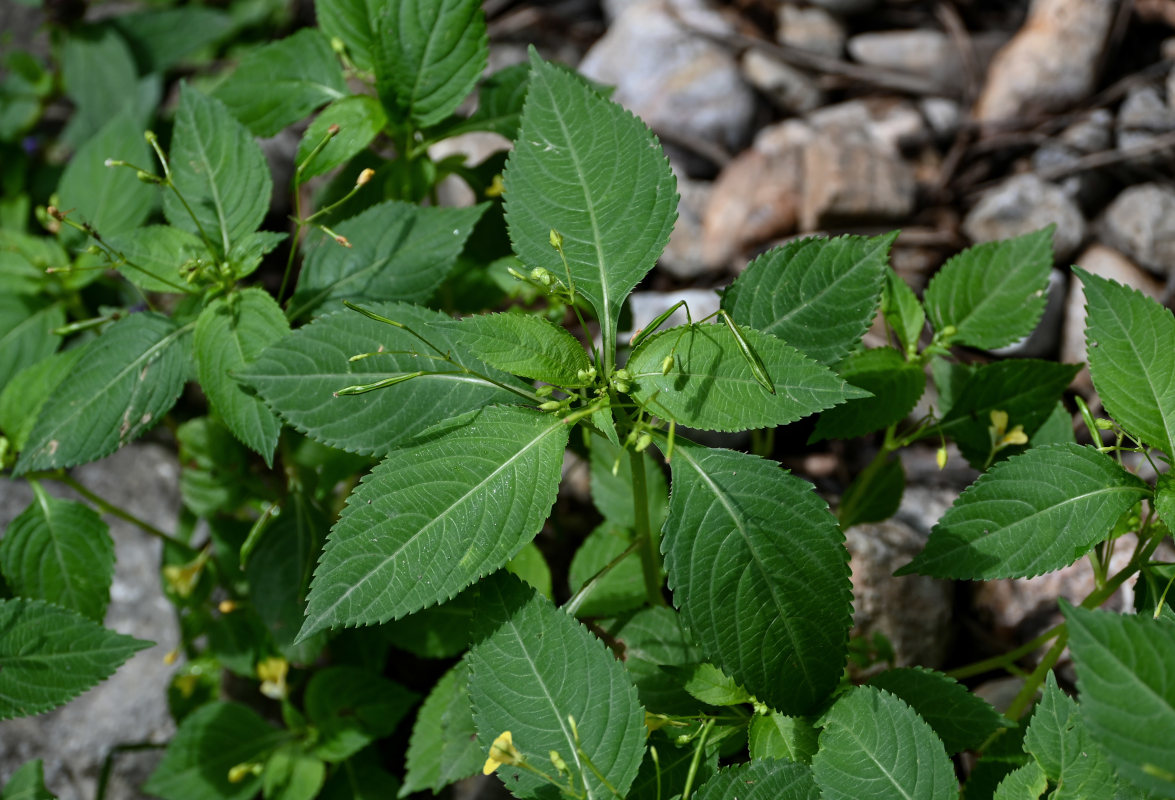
[946,623,1064,680]
[680,719,715,800]
[1003,629,1069,722]
[563,538,642,617]
[50,472,196,556]
[631,448,665,607]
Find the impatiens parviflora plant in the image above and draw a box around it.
[2,7,1175,799]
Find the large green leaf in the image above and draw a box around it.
[105,225,204,294]
[111,6,233,73]
[305,666,417,762]
[15,313,191,474]
[59,26,149,146]
[0,294,63,390]
[299,405,568,638]
[296,95,387,180]
[600,606,701,715]
[627,323,868,433]
[935,360,1080,469]
[314,0,380,71]
[1023,672,1116,798]
[0,231,65,295]
[380,582,480,659]
[1077,267,1175,458]
[923,228,1053,350]
[57,110,154,237]
[994,762,1048,800]
[868,667,1009,754]
[238,302,524,457]
[244,491,326,659]
[812,686,956,800]
[164,84,271,257]
[213,29,346,136]
[290,201,485,315]
[810,347,924,442]
[0,491,114,622]
[144,702,287,800]
[662,442,851,714]
[468,573,646,800]
[1063,602,1175,797]
[695,760,820,800]
[0,759,56,800]
[0,598,151,720]
[722,233,894,365]
[0,349,83,452]
[194,289,288,464]
[436,62,529,139]
[433,312,592,387]
[567,522,646,619]
[372,0,488,127]
[748,714,820,764]
[898,444,1149,580]
[505,51,677,373]
[401,660,481,796]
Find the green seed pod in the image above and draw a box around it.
[660,354,674,375]
[538,400,562,412]
[634,432,653,452]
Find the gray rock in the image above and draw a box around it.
[799,133,916,230]
[1116,85,1175,154]
[844,517,953,669]
[1062,245,1166,390]
[701,144,803,268]
[578,0,756,153]
[975,0,1117,121]
[1168,63,1175,109]
[1099,183,1175,276]
[1032,110,1115,211]
[661,171,719,279]
[431,131,513,208]
[741,50,824,114]
[919,97,962,140]
[805,98,925,153]
[776,3,845,56]
[623,289,721,344]
[991,268,1067,359]
[0,444,181,800]
[849,30,1007,96]
[962,173,1085,261]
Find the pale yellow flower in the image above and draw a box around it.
[482,731,522,775]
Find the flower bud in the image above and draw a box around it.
[549,229,563,249]
[660,355,674,375]
[530,267,554,287]
[356,167,375,186]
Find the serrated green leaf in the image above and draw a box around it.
[1023,672,1116,798]
[589,437,668,532]
[290,201,485,315]
[568,522,646,619]
[296,95,387,180]
[883,267,926,357]
[228,230,286,279]
[506,541,552,599]
[662,442,851,714]
[838,456,904,529]
[437,62,529,139]
[213,29,346,136]
[144,701,287,800]
[0,491,113,621]
[194,289,288,464]
[401,660,481,796]
[59,26,147,147]
[868,667,1009,754]
[663,663,753,706]
[0,294,63,390]
[924,228,1053,350]
[305,666,418,761]
[505,51,677,373]
[628,323,868,433]
[239,302,524,456]
[381,581,479,659]
[433,312,592,387]
[244,492,326,660]
[899,444,1149,580]
[1155,473,1175,538]
[15,313,191,474]
[0,231,66,295]
[0,598,151,720]
[1031,401,1077,447]
[1,759,56,800]
[601,606,701,714]
[261,747,325,800]
[300,405,568,638]
[935,360,1080,469]
[1063,602,1175,797]
[372,0,488,127]
[695,760,821,800]
[469,573,646,800]
[57,110,154,237]
[164,84,272,257]
[993,761,1048,800]
[810,347,924,442]
[813,686,956,800]
[0,349,84,452]
[1077,267,1175,458]
[110,6,233,73]
[749,714,820,764]
[722,233,895,365]
[314,0,380,72]
[105,225,204,294]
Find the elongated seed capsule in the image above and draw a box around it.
[719,310,775,394]
[630,300,688,349]
[334,371,424,396]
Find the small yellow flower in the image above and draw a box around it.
[990,409,1028,448]
[162,648,180,665]
[227,762,262,783]
[482,731,522,775]
[486,174,505,197]
[356,167,375,187]
[990,409,1009,434]
[218,599,237,614]
[256,656,289,700]
[1000,426,1028,446]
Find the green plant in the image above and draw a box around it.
[2,1,1175,798]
